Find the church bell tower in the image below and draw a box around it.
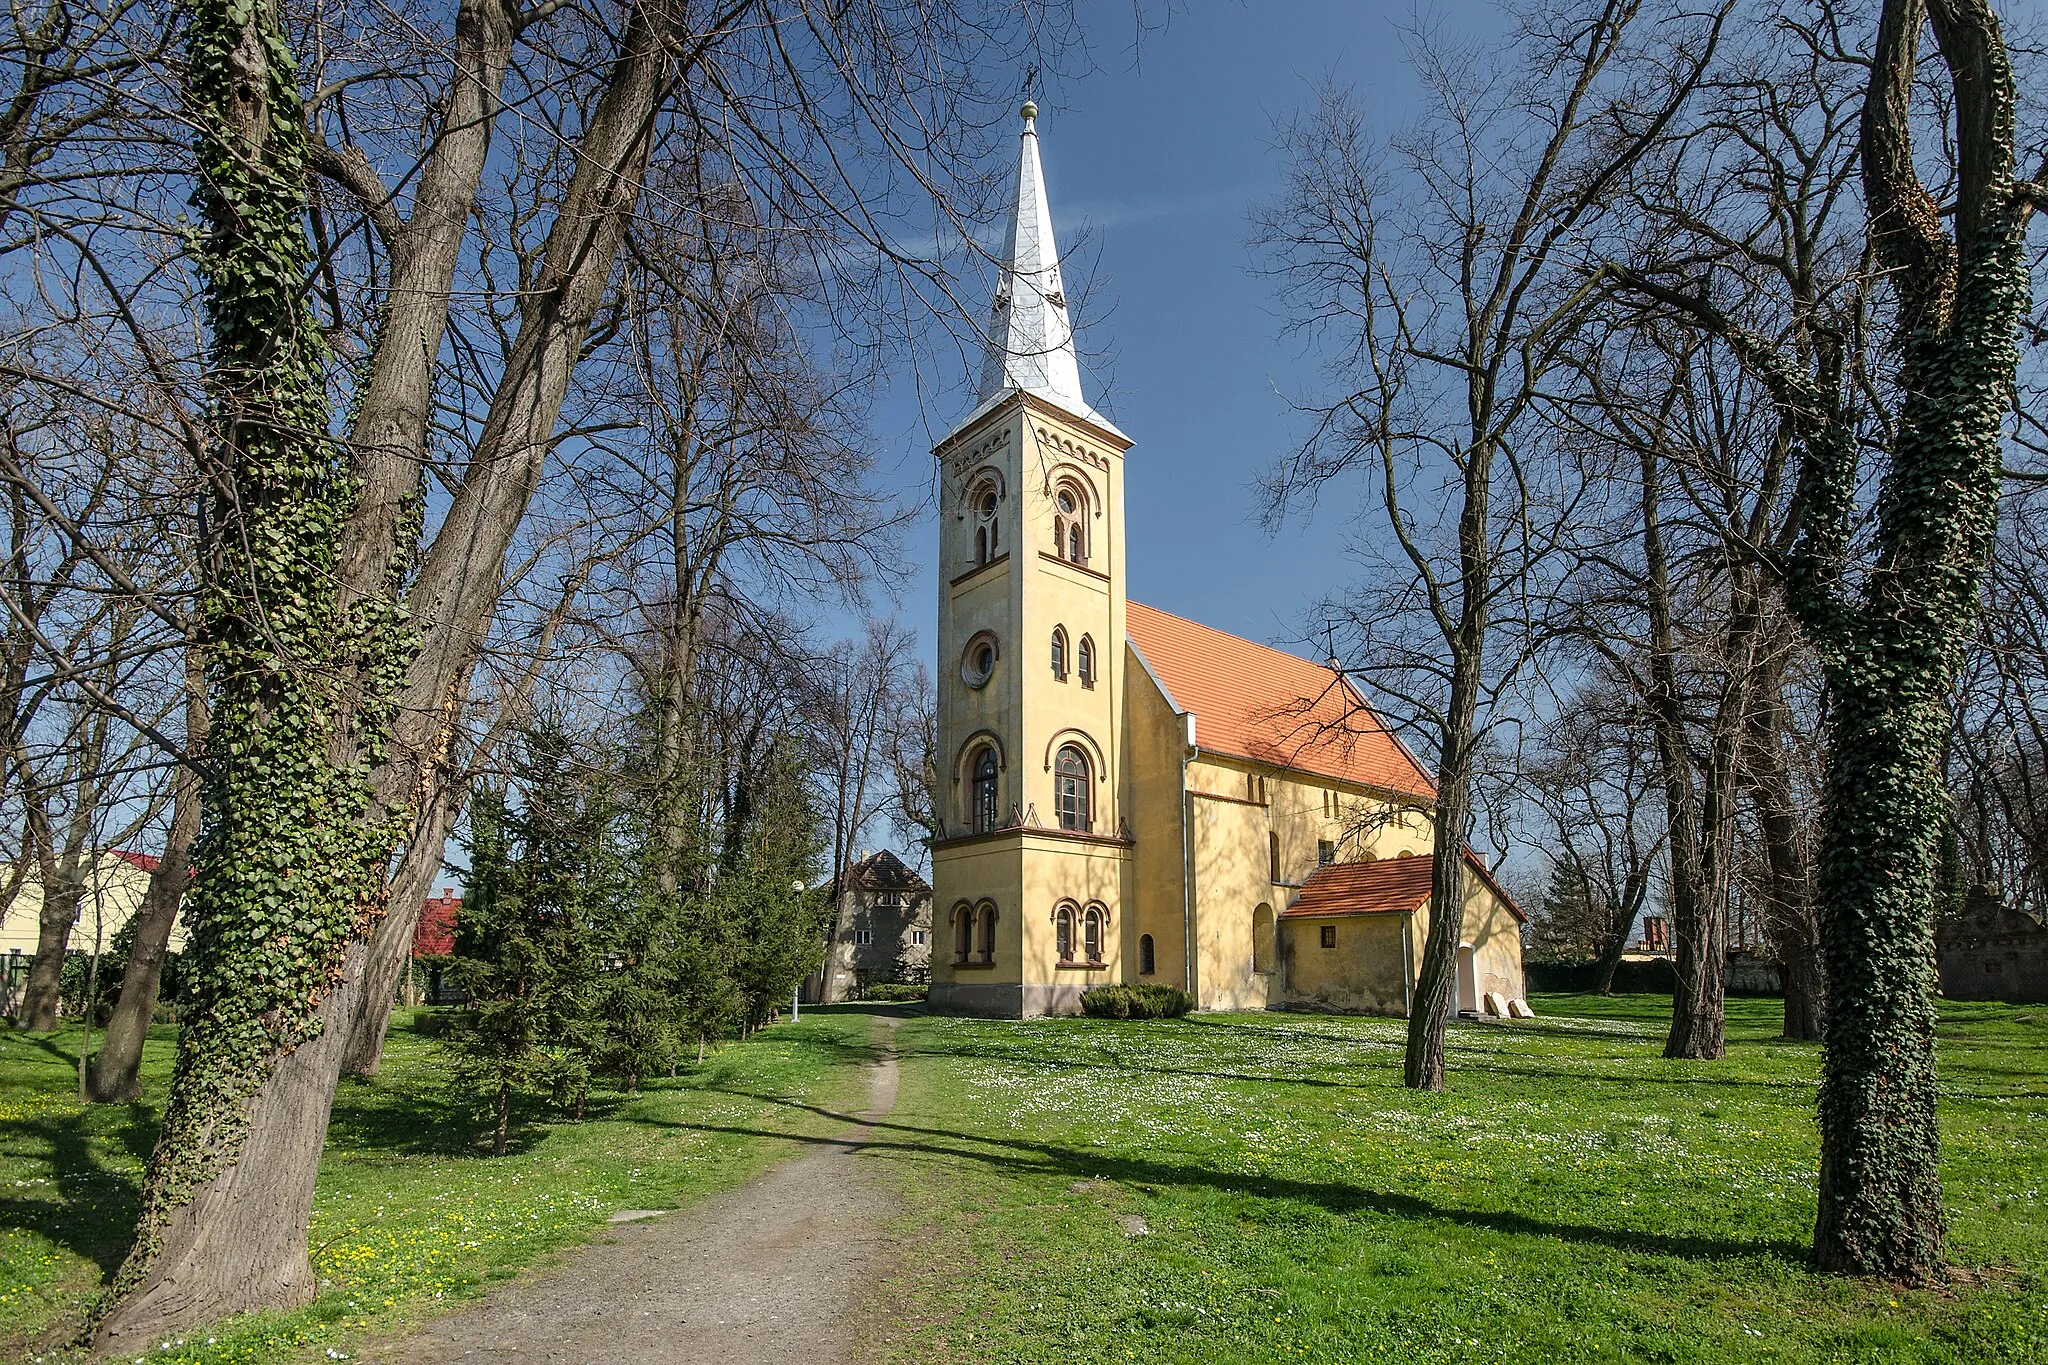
[929,100,1134,1018]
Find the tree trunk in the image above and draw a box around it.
[1590,869,1647,996]
[90,660,207,1103]
[21,791,94,1031]
[1639,443,1727,1060]
[87,790,197,1099]
[97,4,700,1340]
[342,784,458,1076]
[1404,668,1478,1091]
[1800,0,2027,1280]
[94,952,361,1348]
[19,871,78,1030]
[91,0,392,1342]
[1744,645,1824,1042]
[493,1076,510,1157]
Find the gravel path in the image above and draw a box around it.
[364,1018,902,1365]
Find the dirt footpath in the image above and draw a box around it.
[365,1018,902,1365]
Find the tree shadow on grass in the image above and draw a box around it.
[651,1090,1811,1269]
[320,1022,896,1160]
[0,1101,155,1278]
[911,1015,1825,1098]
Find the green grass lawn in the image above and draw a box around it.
[3,997,2043,1364]
[858,995,2047,1364]
[0,1008,880,1362]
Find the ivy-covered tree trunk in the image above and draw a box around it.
[91,0,396,1345]
[1608,0,2033,1279]
[1796,0,2029,1281]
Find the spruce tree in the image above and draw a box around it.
[443,732,600,1155]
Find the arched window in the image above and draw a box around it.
[971,485,1000,566]
[1051,626,1068,680]
[1068,520,1085,564]
[1083,904,1105,963]
[1055,744,1091,832]
[1138,933,1156,976]
[1252,903,1275,975]
[1053,488,1078,561]
[952,903,974,962]
[977,901,998,963]
[971,746,1000,833]
[1077,636,1095,688]
[1054,903,1076,963]
[1269,831,1281,881]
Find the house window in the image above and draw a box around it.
[1051,626,1068,680]
[1138,933,1155,976]
[1083,904,1105,963]
[1269,831,1281,881]
[1318,839,1336,866]
[961,634,998,689]
[1253,904,1275,974]
[912,929,928,946]
[977,901,998,963]
[1320,924,1337,949]
[1078,636,1095,688]
[1054,487,1088,564]
[953,903,975,961]
[853,929,874,946]
[972,747,1000,833]
[1055,744,1091,832]
[1055,903,1076,962]
[971,485,1000,566]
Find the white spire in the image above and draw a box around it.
[960,100,1121,438]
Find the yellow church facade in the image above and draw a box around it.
[929,103,1526,1019]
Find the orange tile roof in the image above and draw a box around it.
[1282,856,1434,918]
[1126,601,1435,799]
[1281,851,1529,923]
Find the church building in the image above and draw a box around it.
[929,102,1527,1019]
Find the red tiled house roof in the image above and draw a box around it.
[1126,602,1435,800]
[413,892,460,957]
[1283,851,1528,923]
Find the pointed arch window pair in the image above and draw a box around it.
[1054,900,1107,965]
[969,480,1002,567]
[1049,627,1095,687]
[1052,485,1089,566]
[953,900,998,963]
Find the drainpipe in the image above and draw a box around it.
[1180,713,1197,1001]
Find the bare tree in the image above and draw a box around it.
[1523,684,1665,994]
[1256,0,1723,1089]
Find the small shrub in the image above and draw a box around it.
[860,983,928,1003]
[1080,983,1192,1019]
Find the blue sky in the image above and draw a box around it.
[863,0,1499,655]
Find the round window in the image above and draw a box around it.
[961,635,998,688]
[1056,490,1076,516]
[977,490,998,518]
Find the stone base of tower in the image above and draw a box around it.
[928,980,1097,1018]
